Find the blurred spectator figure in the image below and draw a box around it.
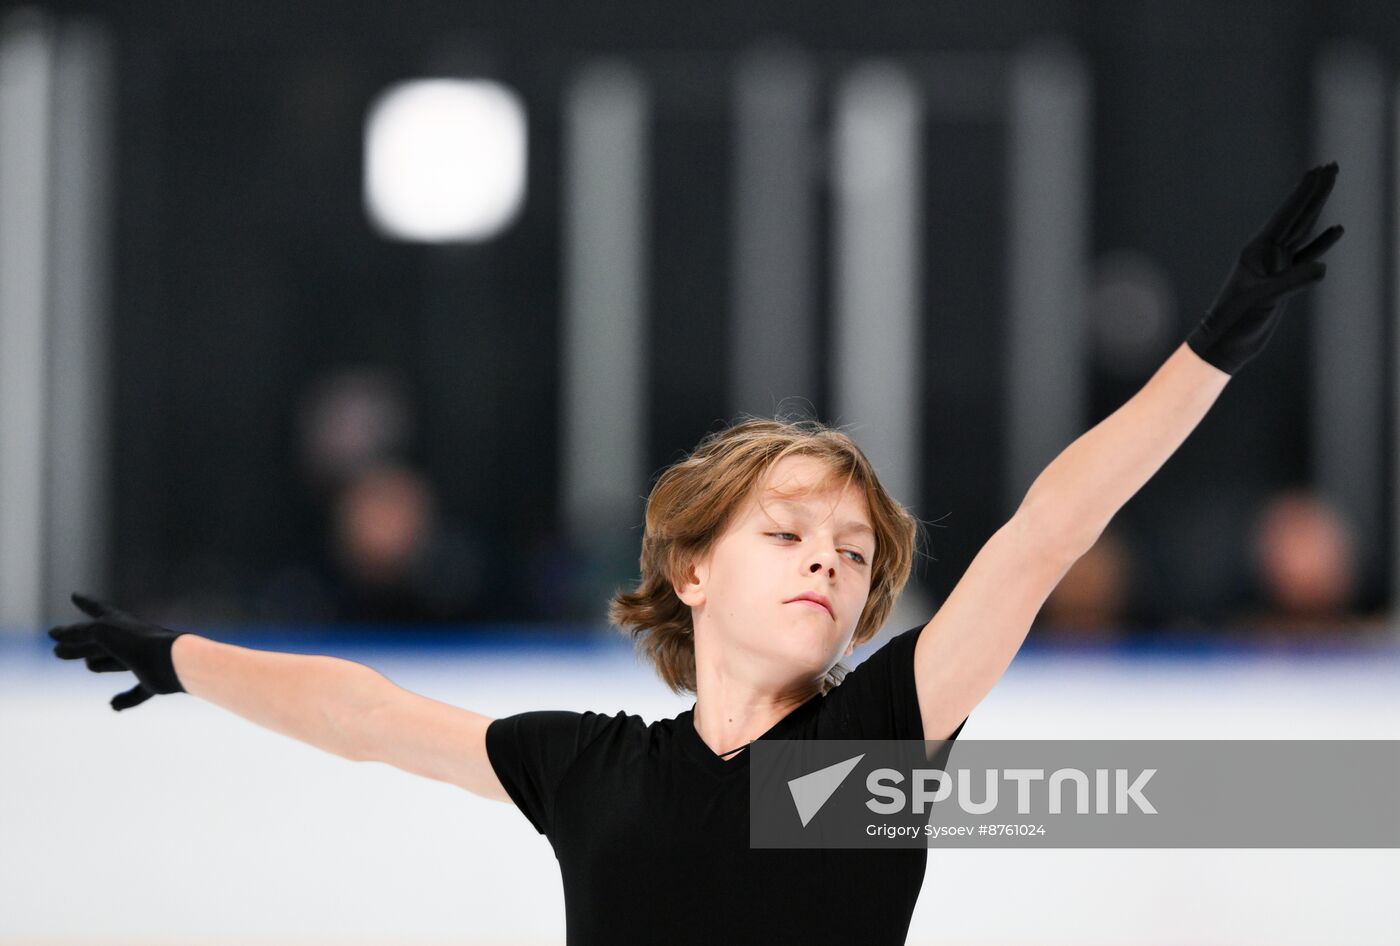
[296,367,413,499]
[256,366,494,624]
[256,459,490,625]
[320,461,487,624]
[158,366,419,626]
[335,464,431,593]
[1230,488,1382,640]
[1032,526,1134,643]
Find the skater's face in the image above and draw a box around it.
[677,455,875,685]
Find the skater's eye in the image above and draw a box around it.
[767,533,867,566]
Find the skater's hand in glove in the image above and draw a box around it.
[1186,161,1345,376]
[49,592,188,711]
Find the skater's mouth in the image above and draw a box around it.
[785,591,833,619]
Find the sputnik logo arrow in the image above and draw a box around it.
[787,754,865,827]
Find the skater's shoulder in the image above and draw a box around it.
[566,706,652,741]
[576,705,710,749]
[582,707,649,727]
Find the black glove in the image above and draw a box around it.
[49,592,188,711]
[1186,161,1345,376]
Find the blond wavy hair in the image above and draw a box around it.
[608,414,923,696]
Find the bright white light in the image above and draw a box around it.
[364,79,527,242]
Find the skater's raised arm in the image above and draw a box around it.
[1014,162,1344,560]
[911,162,1346,744]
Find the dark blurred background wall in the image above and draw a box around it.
[6,0,1396,639]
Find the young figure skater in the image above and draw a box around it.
[51,163,1344,945]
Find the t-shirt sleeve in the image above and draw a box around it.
[823,623,970,744]
[485,710,613,836]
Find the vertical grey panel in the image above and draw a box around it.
[1004,39,1091,519]
[561,61,649,537]
[730,45,818,418]
[831,62,922,507]
[1312,44,1385,600]
[45,20,111,621]
[0,11,53,632]
[1394,75,1400,629]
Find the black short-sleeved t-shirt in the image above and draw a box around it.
[486,623,968,946]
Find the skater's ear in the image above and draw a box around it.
[673,554,710,607]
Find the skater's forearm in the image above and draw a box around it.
[1018,341,1230,558]
[172,634,384,761]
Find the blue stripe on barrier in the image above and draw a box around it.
[7,623,1400,663]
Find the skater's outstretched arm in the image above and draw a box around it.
[51,592,391,760]
[910,163,1345,744]
[348,680,509,802]
[51,592,509,802]
[170,633,391,764]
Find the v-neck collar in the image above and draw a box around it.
[675,696,820,777]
